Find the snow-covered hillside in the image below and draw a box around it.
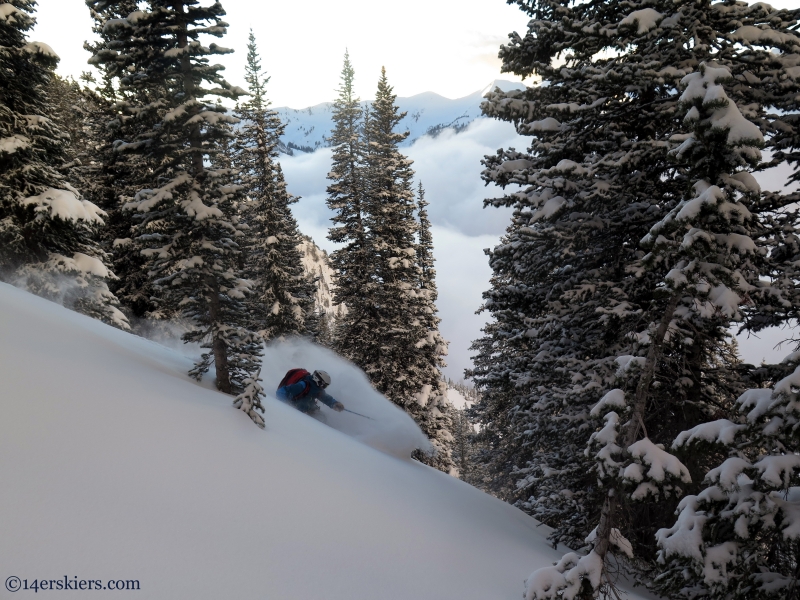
[0,283,658,600]
[277,79,525,153]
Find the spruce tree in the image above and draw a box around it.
[448,382,489,488]
[657,361,800,600]
[647,6,800,599]
[233,30,316,341]
[46,74,107,211]
[355,68,420,393]
[341,68,453,470]
[325,65,455,469]
[474,0,688,553]
[0,0,126,329]
[474,1,800,597]
[86,0,265,426]
[85,0,163,322]
[411,183,454,471]
[326,50,370,354]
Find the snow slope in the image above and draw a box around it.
[447,387,472,410]
[0,283,656,600]
[277,79,525,153]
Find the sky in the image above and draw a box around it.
[29,0,800,379]
[31,0,529,107]
[30,0,529,380]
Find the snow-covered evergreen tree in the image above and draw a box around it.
[326,66,454,470]
[46,74,107,210]
[416,183,435,292]
[85,0,163,322]
[475,1,800,597]
[0,0,127,329]
[86,0,265,426]
[410,183,453,471]
[656,358,800,599]
[473,0,688,552]
[357,67,423,397]
[326,50,370,354]
[233,30,316,341]
[648,6,800,598]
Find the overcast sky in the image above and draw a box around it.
[30,0,800,378]
[32,0,529,107]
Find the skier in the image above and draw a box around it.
[276,369,345,415]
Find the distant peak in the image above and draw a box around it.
[480,79,527,97]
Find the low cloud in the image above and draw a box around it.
[431,226,498,380]
[279,117,524,379]
[405,118,524,236]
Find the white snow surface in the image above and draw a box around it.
[0,283,659,600]
[447,387,471,409]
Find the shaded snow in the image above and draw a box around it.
[590,388,626,416]
[673,419,746,448]
[0,134,30,154]
[0,3,22,22]
[72,252,110,278]
[0,283,660,599]
[22,41,59,59]
[628,438,692,484]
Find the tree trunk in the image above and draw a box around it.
[174,1,228,392]
[622,292,680,447]
[207,275,232,394]
[593,292,681,562]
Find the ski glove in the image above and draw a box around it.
[332,402,345,412]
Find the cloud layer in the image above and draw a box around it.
[280,117,527,379]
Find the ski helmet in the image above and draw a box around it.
[312,370,331,388]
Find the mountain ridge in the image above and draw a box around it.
[275,79,525,154]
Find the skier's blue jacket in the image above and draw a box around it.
[276,375,340,414]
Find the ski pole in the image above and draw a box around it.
[343,408,375,420]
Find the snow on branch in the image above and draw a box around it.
[619,8,663,35]
[672,419,746,448]
[589,389,626,417]
[524,551,605,600]
[628,438,691,485]
[23,188,106,224]
[586,527,633,558]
